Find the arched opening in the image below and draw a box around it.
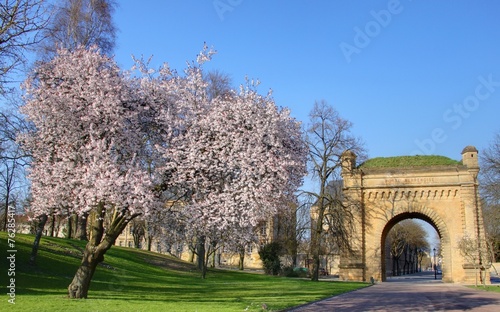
[380,212,444,282]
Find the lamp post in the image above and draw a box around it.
[433,248,437,280]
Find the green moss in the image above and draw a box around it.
[359,155,461,168]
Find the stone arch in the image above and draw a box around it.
[378,210,450,282]
[338,147,488,284]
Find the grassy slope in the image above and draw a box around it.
[1,233,367,312]
[360,155,461,168]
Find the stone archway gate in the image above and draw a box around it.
[339,146,489,284]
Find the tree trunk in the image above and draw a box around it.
[66,213,73,239]
[76,212,88,240]
[3,188,10,231]
[67,249,101,299]
[311,199,325,282]
[402,253,406,275]
[238,249,245,270]
[312,250,320,281]
[29,214,48,266]
[67,204,139,298]
[147,235,152,251]
[196,236,207,279]
[49,212,55,237]
[392,256,396,277]
[396,257,400,275]
[292,250,298,268]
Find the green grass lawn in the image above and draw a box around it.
[467,285,500,293]
[0,232,368,312]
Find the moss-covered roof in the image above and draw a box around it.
[359,155,461,168]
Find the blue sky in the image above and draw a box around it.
[113,1,499,243]
[113,0,499,163]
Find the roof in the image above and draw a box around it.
[461,145,478,154]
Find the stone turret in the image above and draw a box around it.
[461,145,479,172]
[341,150,357,173]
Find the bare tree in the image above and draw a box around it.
[481,132,500,203]
[305,100,365,281]
[386,220,428,276]
[0,0,49,94]
[268,203,301,268]
[458,233,488,287]
[129,219,145,248]
[38,0,117,59]
[205,69,232,100]
[387,223,407,276]
[405,221,429,273]
[0,108,30,231]
[480,132,500,263]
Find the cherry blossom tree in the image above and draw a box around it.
[20,46,157,298]
[21,43,307,299]
[155,47,308,278]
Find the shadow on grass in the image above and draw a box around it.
[3,233,367,311]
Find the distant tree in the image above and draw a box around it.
[481,132,500,202]
[387,223,407,276]
[205,69,232,100]
[20,47,157,298]
[417,247,427,272]
[386,220,428,276]
[130,219,145,249]
[294,196,312,267]
[273,202,300,268]
[38,0,117,59]
[305,100,365,281]
[0,110,29,231]
[0,0,49,95]
[482,200,500,263]
[402,221,428,274]
[480,132,500,263]
[458,233,488,287]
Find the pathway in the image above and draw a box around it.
[286,271,500,311]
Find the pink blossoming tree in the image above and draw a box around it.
[21,46,158,298]
[21,44,307,295]
[155,47,308,278]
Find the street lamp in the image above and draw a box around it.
[433,247,437,280]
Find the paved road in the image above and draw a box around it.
[287,272,500,312]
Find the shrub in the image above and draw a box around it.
[258,242,282,275]
[281,266,298,277]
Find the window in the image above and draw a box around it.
[260,224,267,236]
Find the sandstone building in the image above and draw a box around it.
[339,146,489,284]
